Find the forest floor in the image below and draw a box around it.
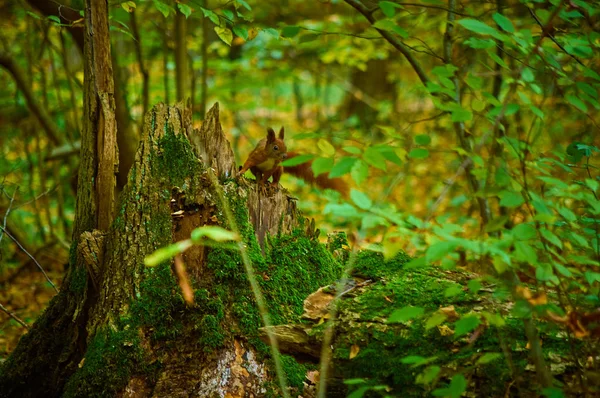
[0,262,63,360]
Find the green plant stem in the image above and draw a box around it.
[206,170,290,398]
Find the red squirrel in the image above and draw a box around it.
[238,127,349,197]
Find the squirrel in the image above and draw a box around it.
[238,127,349,197]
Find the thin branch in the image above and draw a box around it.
[344,0,430,86]
[0,225,59,293]
[528,7,585,67]
[299,27,382,40]
[0,302,30,330]
[0,187,18,245]
[387,2,475,17]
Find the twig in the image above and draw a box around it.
[0,225,59,293]
[0,302,30,330]
[299,27,382,40]
[528,7,585,67]
[0,186,18,245]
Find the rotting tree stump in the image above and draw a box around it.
[0,103,342,398]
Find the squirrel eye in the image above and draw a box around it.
[273,145,279,151]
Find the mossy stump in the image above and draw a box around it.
[0,103,342,398]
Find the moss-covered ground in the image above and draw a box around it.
[322,251,583,397]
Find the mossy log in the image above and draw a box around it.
[262,251,589,397]
[0,103,342,397]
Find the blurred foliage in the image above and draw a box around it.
[0,0,599,395]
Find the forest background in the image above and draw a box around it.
[0,0,599,396]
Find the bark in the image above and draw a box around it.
[175,9,188,101]
[200,0,209,116]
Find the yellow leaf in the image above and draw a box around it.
[349,344,360,359]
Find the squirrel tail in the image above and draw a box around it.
[284,152,349,197]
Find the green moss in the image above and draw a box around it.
[280,354,307,390]
[153,128,201,188]
[130,263,185,341]
[198,315,226,351]
[352,250,412,280]
[69,264,88,295]
[327,254,583,397]
[62,328,146,398]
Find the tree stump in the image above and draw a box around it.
[0,103,342,397]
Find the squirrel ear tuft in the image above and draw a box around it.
[279,126,285,140]
[267,127,276,143]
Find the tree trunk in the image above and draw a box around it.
[175,9,188,101]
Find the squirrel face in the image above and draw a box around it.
[265,127,287,162]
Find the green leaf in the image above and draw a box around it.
[477,353,502,365]
[513,223,537,240]
[455,315,480,337]
[350,189,372,210]
[448,374,467,398]
[553,262,572,277]
[541,387,565,398]
[540,228,563,249]
[177,3,192,18]
[312,157,334,177]
[191,226,239,243]
[444,285,462,297]
[153,0,171,17]
[233,25,249,40]
[282,154,314,167]
[47,15,61,23]
[222,9,234,21]
[409,148,429,159]
[201,7,219,24]
[467,279,481,293]
[493,13,514,33]
[499,190,524,207]
[451,108,472,122]
[299,33,319,43]
[344,378,367,385]
[415,134,431,145]
[458,19,501,38]
[566,94,588,112]
[215,26,233,46]
[263,27,280,38]
[236,0,251,10]
[347,386,369,398]
[536,263,554,282]
[344,146,362,154]
[324,203,361,218]
[282,25,300,38]
[400,355,427,365]
[426,241,458,262]
[514,241,538,263]
[26,11,42,20]
[388,306,424,323]
[425,312,447,330]
[363,147,387,170]
[330,157,358,178]
[530,105,545,119]
[379,1,401,18]
[145,240,193,267]
[416,366,441,385]
[405,257,427,269]
[351,159,369,185]
[482,311,505,327]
